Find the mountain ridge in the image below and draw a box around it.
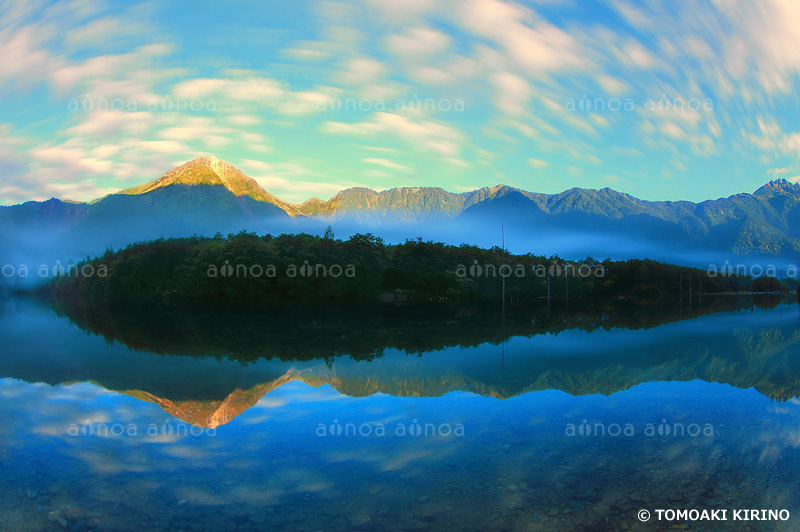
[13,156,795,220]
[3,157,800,271]
[13,155,798,208]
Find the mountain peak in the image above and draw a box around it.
[754,178,800,197]
[118,157,303,216]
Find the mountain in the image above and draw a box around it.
[118,156,303,216]
[296,185,504,222]
[0,158,321,284]
[305,180,800,257]
[3,155,800,285]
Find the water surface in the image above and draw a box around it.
[1,297,799,531]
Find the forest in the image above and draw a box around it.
[49,229,773,303]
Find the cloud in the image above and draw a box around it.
[138,140,188,154]
[408,54,479,85]
[767,167,793,177]
[361,157,413,173]
[64,16,150,49]
[284,41,332,60]
[238,159,354,202]
[608,0,651,31]
[30,141,112,174]
[338,57,386,86]
[66,110,153,137]
[360,0,436,22]
[745,118,800,158]
[171,77,339,116]
[456,0,587,74]
[385,27,450,57]
[0,19,173,113]
[2,137,139,202]
[52,44,173,94]
[172,78,283,101]
[226,114,262,126]
[321,111,465,157]
[623,42,657,69]
[596,74,628,96]
[0,26,56,89]
[0,124,25,162]
[610,0,800,95]
[492,72,530,115]
[713,0,800,92]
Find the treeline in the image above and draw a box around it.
[50,230,757,302]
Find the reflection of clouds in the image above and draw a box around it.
[0,378,45,397]
[142,433,183,444]
[33,423,74,436]
[320,433,463,474]
[379,448,435,471]
[237,412,273,425]
[44,382,116,400]
[225,484,284,504]
[172,486,229,506]
[162,445,212,460]
[73,412,112,425]
[769,402,796,414]
[324,448,385,465]
[3,375,800,524]
[269,382,352,403]
[752,418,800,455]
[248,397,288,409]
[71,448,152,475]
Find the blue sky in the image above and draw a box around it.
[0,0,799,205]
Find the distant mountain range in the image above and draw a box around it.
[2,156,800,280]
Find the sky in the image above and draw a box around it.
[0,0,799,205]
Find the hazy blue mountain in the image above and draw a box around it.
[0,158,320,288]
[2,156,800,290]
[308,180,800,260]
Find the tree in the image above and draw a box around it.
[752,276,781,293]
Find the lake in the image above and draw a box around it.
[1,296,799,531]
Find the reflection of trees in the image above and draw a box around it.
[2,295,797,429]
[753,294,782,309]
[50,296,755,363]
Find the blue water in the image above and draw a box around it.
[1,299,800,531]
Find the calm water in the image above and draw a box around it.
[2,297,800,531]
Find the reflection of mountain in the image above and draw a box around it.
[122,370,302,428]
[2,297,799,426]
